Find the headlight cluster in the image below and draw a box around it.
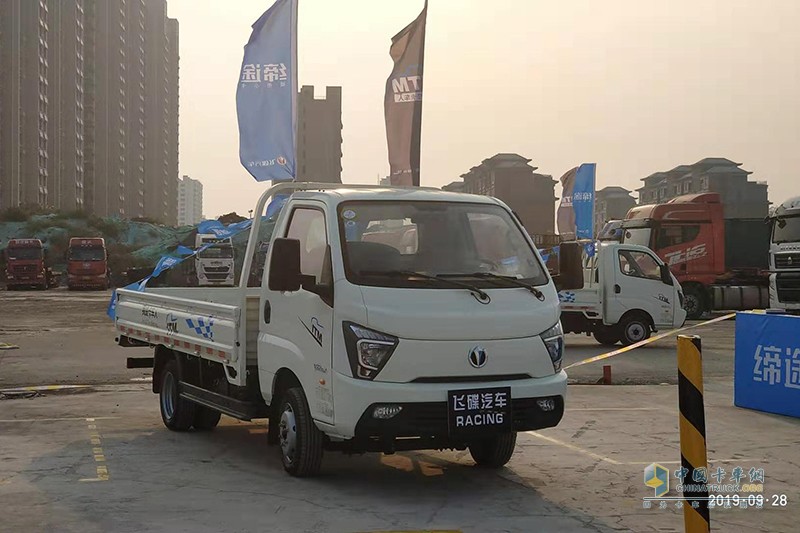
[343,322,398,380]
[541,322,564,373]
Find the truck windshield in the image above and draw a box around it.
[7,248,42,260]
[69,248,105,261]
[339,201,548,288]
[623,228,652,248]
[198,246,233,259]
[772,216,800,244]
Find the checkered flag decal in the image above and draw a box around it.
[559,291,576,303]
[186,317,214,339]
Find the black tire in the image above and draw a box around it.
[593,327,619,346]
[469,432,517,468]
[159,359,195,431]
[683,286,706,320]
[277,387,324,477]
[619,313,651,346]
[192,406,221,431]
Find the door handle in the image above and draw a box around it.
[263,300,271,324]
[680,263,687,272]
[614,284,621,294]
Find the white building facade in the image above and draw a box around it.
[177,175,203,226]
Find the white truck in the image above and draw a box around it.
[195,234,235,286]
[559,242,687,346]
[117,182,583,477]
[769,196,800,313]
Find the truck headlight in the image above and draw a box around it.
[343,322,398,380]
[541,322,564,373]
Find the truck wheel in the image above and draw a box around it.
[277,387,323,477]
[619,314,651,346]
[192,406,221,431]
[683,287,706,320]
[469,432,517,468]
[159,360,195,431]
[593,327,619,346]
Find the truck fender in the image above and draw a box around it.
[267,368,303,445]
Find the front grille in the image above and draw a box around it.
[11,265,36,273]
[204,272,231,281]
[775,253,800,270]
[203,266,230,273]
[776,273,800,303]
[412,374,531,384]
[354,396,564,441]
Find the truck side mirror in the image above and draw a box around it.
[554,242,584,291]
[660,264,674,286]
[268,238,302,292]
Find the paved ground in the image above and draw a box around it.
[1,383,797,533]
[0,289,736,388]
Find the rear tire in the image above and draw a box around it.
[159,359,195,431]
[277,387,323,477]
[469,432,517,468]
[593,327,619,346]
[192,406,221,431]
[619,314,651,346]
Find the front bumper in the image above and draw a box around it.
[325,371,568,446]
[68,274,107,288]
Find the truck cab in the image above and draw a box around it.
[622,193,769,319]
[67,238,108,290]
[115,183,584,477]
[769,196,800,312]
[195,235,235,286]
[560,242,686,346]
[4,239,48,290]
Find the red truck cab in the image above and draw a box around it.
[67,237,109,290]
[622,193,769,318]
[4,239,48,290]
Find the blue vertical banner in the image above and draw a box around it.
[236,0,298,183]
[573,163,596,240]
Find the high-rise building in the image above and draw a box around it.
[594,186,636,231]
[177,175,203,226]
[0,0,179,222]
[297,85,342,184]
[0,0,53,210]
[637,158,769,218]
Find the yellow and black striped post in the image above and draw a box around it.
[677,335,710,532]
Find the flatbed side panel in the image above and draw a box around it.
[115,289,244,384]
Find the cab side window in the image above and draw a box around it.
[619,250,661,281]
[656,225,701,249]
[285,208,328,282]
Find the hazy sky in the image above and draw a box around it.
[169,0,799,218]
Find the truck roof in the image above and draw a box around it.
[625,192,721,222]
[290,187,504,207]
[69,237,105,246]
[7,238,43,247]
[774,196,800,217]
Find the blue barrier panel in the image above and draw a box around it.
[734,311,800,418]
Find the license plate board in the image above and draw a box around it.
[447,386,512,438]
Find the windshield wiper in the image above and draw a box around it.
[440,272,545,301]
[358,270,491,303]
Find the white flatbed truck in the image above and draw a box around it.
[559,242,687,346]
[117,183,583,476]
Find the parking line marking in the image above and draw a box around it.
[566,407,661,411]
[0,416,119,423]
[79,417,109,482]
[564,313,736,370]
[526,431,622,465]
[625,458,758,466]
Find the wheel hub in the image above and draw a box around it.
[279,404,297,464]
[627,323,646,342]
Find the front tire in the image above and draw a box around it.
[683,286,707,320]
[159,359,195,431]
[619,314,651,346]
[192,406,221,431]
[277,387,323,477]
[469,432,517,468]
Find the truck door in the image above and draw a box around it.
[259,203,335,424]
[610,248,675,328]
